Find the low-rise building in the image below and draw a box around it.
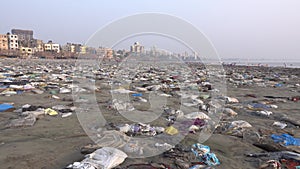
[44,40,60,53]
[32,39,44,53]
[97,47,113,59]
[7,34,19,50]
[0,34,8,51]
[20,47,33,57]
[62,43,81,54]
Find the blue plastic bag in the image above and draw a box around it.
[0,104,14,112]
[191,143,220,166]
[271,134,300,146]
[132,93,142,97]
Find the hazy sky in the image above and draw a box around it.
[1,0,300,60]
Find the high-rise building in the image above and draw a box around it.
[0,34,8,51]
[7,33,19,50]
[11,29,34,47]
[130,42,144,53]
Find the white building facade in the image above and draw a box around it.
[44,41,60,53]
[8,34,19,50]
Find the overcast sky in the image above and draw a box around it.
[1,0,300,60]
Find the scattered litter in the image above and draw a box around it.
[191,143,220,166]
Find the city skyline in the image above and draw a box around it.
[1,0,300,60]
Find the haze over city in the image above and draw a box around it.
[1,0,300,61]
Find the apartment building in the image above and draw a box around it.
[0,34,8,50]
[7,34,19,50]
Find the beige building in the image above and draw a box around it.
[97,47,113,59]
[80,46,87,54]
[44,40,60,53]
[8,34,19,50]
[0,34,8,51]
[20,47,33,57]
[33,39,44,53]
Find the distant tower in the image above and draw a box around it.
[130,42,144,54]
[194,51,198,60]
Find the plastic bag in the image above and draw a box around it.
[271,134,300,146]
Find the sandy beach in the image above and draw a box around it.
[0,59,299,169]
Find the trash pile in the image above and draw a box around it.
[5,103,76,128]
[190,143,220,167]
[117,123,164,136]
[0,60,75,99]
[75,143,219,169]
[247,151,300,169]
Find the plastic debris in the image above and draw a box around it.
[256,110,273,117]
[223,108,238,116]
[271,134,300,146]
[62,112,72,118]
[165,126,179,135]
[45,108,58,116]
[273,122,287,129]
[0,103,14,112]
[6,114,36,128]
[230,120,252,129]
[191,143,220,166]
[66,147,127,169]
[248,151,300,169]
[259,160,281,169]
[131,93,143,97]
[184,112,210,120]
[154,143,174,150]
[118,123,162,136]
[225,97,239,103]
